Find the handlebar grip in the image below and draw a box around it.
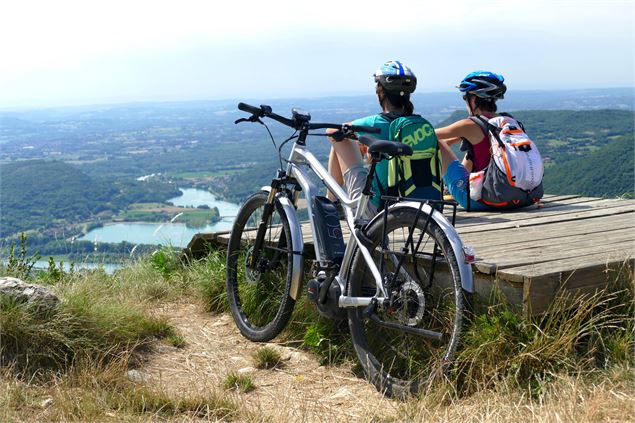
[237,102,262,115]
[351,125,381,134]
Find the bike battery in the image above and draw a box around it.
[311,196,346,264]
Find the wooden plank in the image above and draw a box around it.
[521,258,633,314]
[472,273,524,311]
[473,233,634,275]
[499,251,634,282]
[460,214,635,249]
[455,204,635,235]
[450,194,593,219]
[540,194,583,202]
[473,228,635,257]
[523,275,557,315]
[453,199,634,231]
[472,234,634,275]
[447,195,604,223]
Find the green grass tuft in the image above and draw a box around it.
[252,346,282,369]
[190,251,229,313]
[222,371,255,393]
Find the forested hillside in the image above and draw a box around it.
[1,106,632,245]
[542,133,634,197]
[437,109,634,197]
[0,160,180,237]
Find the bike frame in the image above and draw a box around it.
[262,137,474,309]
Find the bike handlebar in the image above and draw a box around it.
[237,102,261,115]
[236,102,381,134]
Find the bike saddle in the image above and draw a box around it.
[359,135,413,157]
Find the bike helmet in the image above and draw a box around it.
[374,60,417,96]
[457,71,506,99]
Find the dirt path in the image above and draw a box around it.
[141,302,397,422]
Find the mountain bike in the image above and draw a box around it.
[226,103,475,398]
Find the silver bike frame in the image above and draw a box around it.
[266,139,474,307]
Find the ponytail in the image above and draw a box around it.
[473,96,498,112]
[384,91,414,116]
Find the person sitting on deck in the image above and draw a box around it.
[326,61,442,217]
[436,71,543,211]
[435,71,506,211]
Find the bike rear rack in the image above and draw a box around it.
[376,195,459,292]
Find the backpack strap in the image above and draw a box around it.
[469,115,489,137]
[499,112,526,132]
[380,111,409,123]
[471,115,505,149]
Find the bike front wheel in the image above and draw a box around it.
[226,191,296,342]
[348,206,466,398]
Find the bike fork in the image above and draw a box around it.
[248,187,278,269]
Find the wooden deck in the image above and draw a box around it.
[185,194,635,314]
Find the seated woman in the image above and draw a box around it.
[327,61,440,217]
[435,71,507,211]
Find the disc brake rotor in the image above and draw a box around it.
[244,246,261,285]
[396,280,426,326]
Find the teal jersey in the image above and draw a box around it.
[352,114,395,207]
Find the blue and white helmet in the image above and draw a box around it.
[374,60,417,96]
[457,71,506,99]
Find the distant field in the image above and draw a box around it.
[118,205,220,227]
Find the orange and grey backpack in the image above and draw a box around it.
[467,113,544,210]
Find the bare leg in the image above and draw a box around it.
[327,139,364,200]
[327,147,343,201]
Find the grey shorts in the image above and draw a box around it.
[343,165,377,218]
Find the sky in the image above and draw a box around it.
[1,0,633,108]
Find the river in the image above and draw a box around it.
[78,188,240,248]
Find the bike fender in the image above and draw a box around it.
[261,186,305,300]
[367,202,474,293]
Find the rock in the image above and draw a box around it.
[127,369,149,383]
[40,397,54,408]
[237,366,256,374]
[0,277,60,312]
[329,387,353,400]
[287,351,308,363]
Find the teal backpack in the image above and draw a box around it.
[375,114,442,202]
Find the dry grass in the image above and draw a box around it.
[1,247,633,422]
[397,366,634,423]
[0,359,245,422]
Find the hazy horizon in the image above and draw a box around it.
[0,87,633,113]
[2,0,633,109]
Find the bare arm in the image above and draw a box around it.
[435,118,485,145]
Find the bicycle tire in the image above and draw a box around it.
[347,206,466,398]
[226,191,296,342]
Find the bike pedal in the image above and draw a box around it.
[307,279,320,302]
[362,298,378,318]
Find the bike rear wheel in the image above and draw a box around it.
[226,191,296,342]
[348,207,466,398]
